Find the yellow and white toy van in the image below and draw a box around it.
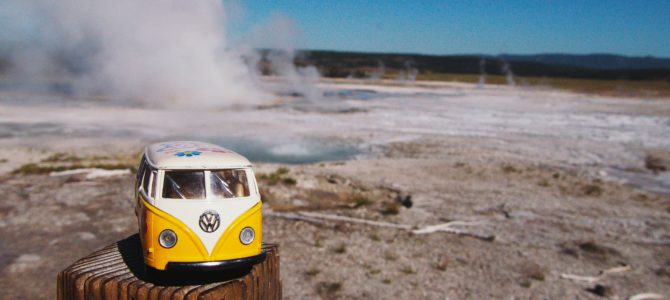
[135,141,263,271]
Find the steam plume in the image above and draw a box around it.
[477,58,487,87]
[245,13,323,103]
[0,0,265,107]
[501,62,516,86]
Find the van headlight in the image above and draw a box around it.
[239,227,255,245]
[159,229,177,248]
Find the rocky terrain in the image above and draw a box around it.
[0,80,669,299]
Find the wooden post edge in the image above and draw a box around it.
[57,234,280,300]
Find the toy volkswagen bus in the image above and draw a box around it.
[135,141,264,271]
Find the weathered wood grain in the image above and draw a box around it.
[57,234,281,300]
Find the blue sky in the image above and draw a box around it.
[225,0,670,57]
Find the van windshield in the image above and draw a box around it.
[210,169,250,198]
[163,170,205,199]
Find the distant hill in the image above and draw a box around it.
[2,49,669,81]
[500,54,670,70]
[290,50,670,81]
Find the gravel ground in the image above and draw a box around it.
[0,146,668,299]
[0,80,669,298]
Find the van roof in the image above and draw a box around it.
[145,141,251,170]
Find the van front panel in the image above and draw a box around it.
[141,198,262,270]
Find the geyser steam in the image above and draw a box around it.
[0,0,265,107]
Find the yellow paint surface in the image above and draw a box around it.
[140,197,262,270]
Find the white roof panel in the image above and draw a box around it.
[145,141,251,169]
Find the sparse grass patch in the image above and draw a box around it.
[369,233,381,241]
[645,154,668,173]
[655,261,670,278]
[559,244,580,258]
[400,265,416,275]
[12,162,133,175]
[305,267,320,277]
[0,158,7,163]
[281,177,297,185]
[95,163,135,172]
[579,241,609,255]
[381,202,400,215]
[41,152,84,163]
[581,184,603,197]
[463,165,473,174]
[257,172,279,185]
[559,240,623,263]
[315,281,342,298]
[277,167,289,175]
[42,152,125,164]
[350,193,374,208]
[333,244,346,254]
[521,262,546,281]
[384,251,397,261]
[266,203,301,212]
[12,151,139,175]
[381,278,391,284]
[306,189,342,208]
[632,193,649,202]
[258,167,298,186]
[537,178,550,187]
[435,255,449,271]
[501,163,521,174]
[453,162,467,168]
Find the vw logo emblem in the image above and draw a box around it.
[199,210,220,233]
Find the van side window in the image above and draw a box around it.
[141,165,151,194]
[150,170,157,199]
[136,156,147,190]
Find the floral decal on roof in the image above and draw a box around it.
[175,150,201,157]
[156,142,232,156]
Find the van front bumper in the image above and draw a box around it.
[165,251,266,271]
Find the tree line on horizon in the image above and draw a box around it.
[1,50,669,82]
[289,50,670,81]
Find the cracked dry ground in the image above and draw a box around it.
[1,148,669,299]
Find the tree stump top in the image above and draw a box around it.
[57,234,280,300]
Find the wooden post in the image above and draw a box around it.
[57,234,281,300]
